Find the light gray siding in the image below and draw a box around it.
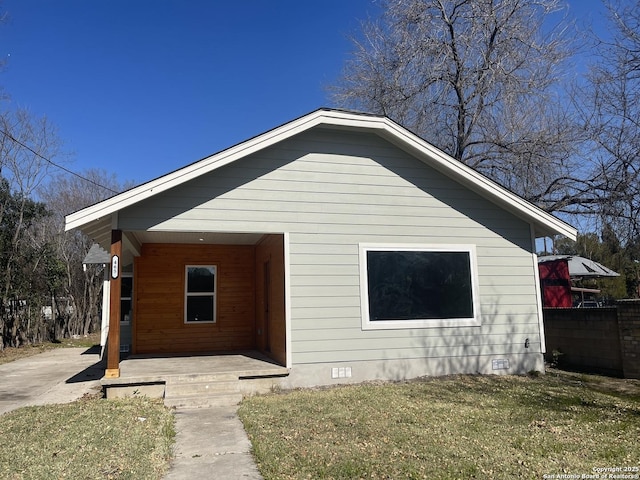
[119,128,542,374]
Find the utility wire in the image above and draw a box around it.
[0,128,119,194]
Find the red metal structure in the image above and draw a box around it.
[538,258,572,308]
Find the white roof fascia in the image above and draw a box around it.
[66,110,335,231]
[65,109,577,240]
[375,118,577,240]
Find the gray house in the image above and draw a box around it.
[66,109,577,387]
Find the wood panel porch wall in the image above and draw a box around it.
[255,234,286,366]
[133,243,256,354]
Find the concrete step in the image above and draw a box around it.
[164,376,242,409]
[164,392,243,409]
[165,380,239,396]
[166,373,238,384]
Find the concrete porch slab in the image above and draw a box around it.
[101,351,289,403]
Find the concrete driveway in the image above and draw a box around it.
[0,347,103,415]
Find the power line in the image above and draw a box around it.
[0,128,119,194]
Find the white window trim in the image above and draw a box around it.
[184,265,217,324]
[359,243,481,330]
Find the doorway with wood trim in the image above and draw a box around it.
[263,259,272,353]
[255,234,286,366]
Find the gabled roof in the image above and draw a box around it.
[82,243,110,265]
[538,255,619,277]
[65,108,577,240]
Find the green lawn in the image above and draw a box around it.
[0,395,175,480]
[239,371,640,480]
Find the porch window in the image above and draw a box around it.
[359,244,480,330]
[121,274,133,324]
[184,265,216,323]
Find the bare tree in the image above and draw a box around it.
[578,0,640,245]
[0,109,62,347]
[332,0,585,212]
[0,107,128,346]
[0,109,61,193]
[38,169,131,338]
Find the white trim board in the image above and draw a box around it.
[358,243,482,330]
[65,109,577,241]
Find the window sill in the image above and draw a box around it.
[362,317,481,330]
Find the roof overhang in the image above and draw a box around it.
[538,255,619,277]
[65,108,577,242]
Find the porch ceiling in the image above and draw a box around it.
[84,228,270,267]
[128,231,267,246]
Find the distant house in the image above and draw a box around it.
[65,109,576,387]
[538,255,620,308]
[82,243,116,356]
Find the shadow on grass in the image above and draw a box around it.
[398,371,640,424]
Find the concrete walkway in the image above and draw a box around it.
[165,406,263,480]
[0,348,264,480]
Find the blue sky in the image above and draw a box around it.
[1,0,608,187]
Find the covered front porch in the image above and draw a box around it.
[99,228,288,380]
[102,350,289,408]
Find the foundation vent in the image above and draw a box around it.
[492,359,510,370]
[331,367,352,379]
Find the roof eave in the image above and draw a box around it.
[374,118,577,241]
[65,108,577,241]
[65,109,336,231]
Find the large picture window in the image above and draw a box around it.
[359,244,480,329]
[185,265,216,323]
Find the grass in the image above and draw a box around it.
[0,333,101,366]
[239,370,640,479]
[0,335,175,479]
[0,394,175,480]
